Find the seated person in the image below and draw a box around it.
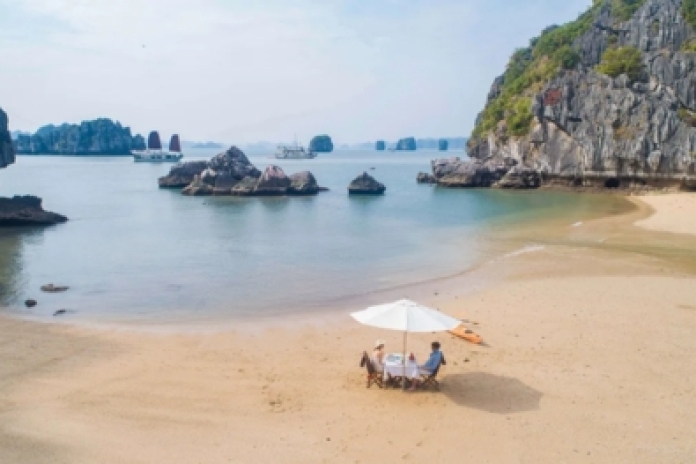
[409,341,443,390]
[370,340,386,373]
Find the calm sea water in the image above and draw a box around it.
[0,150,629,323]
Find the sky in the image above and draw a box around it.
[0,0,591,144]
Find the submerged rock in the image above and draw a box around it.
[288,171,319,195]
[25,299,37,308]
[0,196,68,226]
[348,172,386,195]
[158,160,208,188]
[254,165,291,195]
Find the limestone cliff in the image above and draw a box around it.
[0,108,15,168]
[14,119,143,155]
[467,0,696,189]
[309,135,334,153]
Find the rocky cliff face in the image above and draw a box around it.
[0,108,15,168]
[14,119,143,155]
[467,0,696,189]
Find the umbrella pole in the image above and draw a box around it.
[402,331,408,390]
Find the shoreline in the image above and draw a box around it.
[1,194,695,462]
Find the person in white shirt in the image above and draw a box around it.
[370,340,386,373]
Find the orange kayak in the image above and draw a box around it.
[449,324,483,344]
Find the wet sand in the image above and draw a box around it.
[1,194,695,463]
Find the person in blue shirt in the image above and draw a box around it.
[409,341,443,390]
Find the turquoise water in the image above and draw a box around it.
[0,150,627,323]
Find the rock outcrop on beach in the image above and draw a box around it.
[460,0,696,191]
[309,135,334,153]
[0,196,68,226]
[169,146,325,197]
[375,141,386,151]
[348,172,386,195]
[14,119,144,155]
[396,137,417,151]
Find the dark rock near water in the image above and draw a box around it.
[53,309,67,317]
[417,172,437,184]
[0,196,68,226]
[348,172,386,195]
[0,108,15,168]
[375,141,386,151]
[14,119,144,155]
[254,165,291,195]
[231,176,258,196]
[494,165,542,189]
[158,160,209,188]
[207,146,261,181]
[288,171,319,195]
[437,161,495,188]
[309,135,334,153]
[465,0,696,190]
[25,299,37,308]
[182,175,214,196]
[395,137,416,151]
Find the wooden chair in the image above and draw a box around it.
[360,351,384,389]
[419,354,446,390]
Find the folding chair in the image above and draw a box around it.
[420,354,446,390]
[360,351,384,388]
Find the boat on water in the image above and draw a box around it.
[133,132,184,162]
[275,140,316,159]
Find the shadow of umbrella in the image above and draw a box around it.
[442,371,542,414]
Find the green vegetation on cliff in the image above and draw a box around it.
[471,3,602,139]
[470,0,651,141]
[683,0,696,30]
[596,46,643,80]
[611,0,647,22]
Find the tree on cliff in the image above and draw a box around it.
[309,135,334,153]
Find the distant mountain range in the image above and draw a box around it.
[340,137,468,151]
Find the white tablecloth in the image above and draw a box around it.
[383,353,419,380]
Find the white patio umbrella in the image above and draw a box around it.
[350,299,461,388]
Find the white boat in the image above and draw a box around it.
[275,139,316,159]
[133,132,184,163]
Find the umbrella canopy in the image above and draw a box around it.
[351,299,460,332]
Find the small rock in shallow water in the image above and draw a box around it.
[53,309,67,316]
[25,299,37,308]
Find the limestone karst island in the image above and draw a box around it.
[1,1,695,463]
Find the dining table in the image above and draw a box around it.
[383,353,419,388]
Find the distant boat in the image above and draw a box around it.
[133,132,184,163]
[275,137,316,159]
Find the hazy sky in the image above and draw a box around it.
[0,0,591,144]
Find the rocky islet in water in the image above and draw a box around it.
[0,108,67,226]
[160,146,328,196]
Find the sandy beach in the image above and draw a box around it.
[1,194,696,463]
